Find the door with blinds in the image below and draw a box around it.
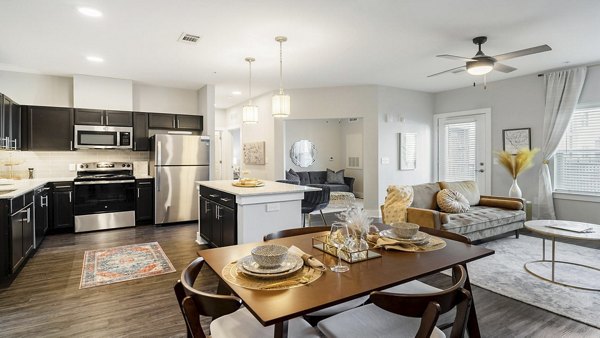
[437,113,490,194]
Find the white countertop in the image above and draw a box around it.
[196,180,320,196]
[0,179,59,199]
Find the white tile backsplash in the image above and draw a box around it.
[0,150,149,179]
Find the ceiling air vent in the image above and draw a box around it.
[178,33,201,44]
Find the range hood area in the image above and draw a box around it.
[73,75,133,111]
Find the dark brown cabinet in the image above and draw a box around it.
[23,106,74,151]
[1,94,21,150]
[50,182,74,231]
[75,109,132,127]
[9,194,33,273]
[198,187,236,247]
[148,113,203,131]
[133,112,149,151]
[135,179,154,225]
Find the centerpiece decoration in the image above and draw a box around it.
[335,206,376,260]
[496,147,539,198]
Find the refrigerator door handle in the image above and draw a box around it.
[157,141,162,164]
[157,167,161,192]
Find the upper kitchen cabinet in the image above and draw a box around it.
[22,106,74,151]
[74,109,132,127]
[132,112,149,151]
[0,94,21,150]
[148,113,203,131]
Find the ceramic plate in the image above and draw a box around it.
[237,254,303,278]
[380,230,430,244]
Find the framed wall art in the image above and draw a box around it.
[503,128,531,154]
[243,141,266,165]
[399,132,417,170]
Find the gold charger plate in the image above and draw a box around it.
[222,262,323,291]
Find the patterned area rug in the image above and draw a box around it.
[80,242,176,289]
[449,235,600,328]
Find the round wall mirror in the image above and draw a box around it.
[290,140,316,167]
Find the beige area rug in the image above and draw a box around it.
[447,235,600,328]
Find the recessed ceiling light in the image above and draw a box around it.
[232,91,242,96]
[86,56,104,63]
[78,7,103,17]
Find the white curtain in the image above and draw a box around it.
[537,66,587,219]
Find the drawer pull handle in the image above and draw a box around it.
[220,198,231,202]
[209,194,219,198]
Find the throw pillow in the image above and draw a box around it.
[439,181,480,206]
[326,169,345,184]
[285,169,300,184]
[437,189,470,213]
[383,185,414,224]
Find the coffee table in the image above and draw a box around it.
[524,220,600,291]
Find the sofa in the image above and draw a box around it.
[382,181,525,241]
[281,170,355,193]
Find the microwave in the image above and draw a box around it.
[74,125,132,149]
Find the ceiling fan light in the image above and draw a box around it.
[272,93,290,117]
[242,104,259,123]
[466,59,494,75]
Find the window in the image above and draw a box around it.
[444,121,477,182]
[554,107,600,194]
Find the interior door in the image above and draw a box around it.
[438,113,489,193]
[214,131,223,180]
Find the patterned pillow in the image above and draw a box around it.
[437,189,470,213]
[383,185,414,224]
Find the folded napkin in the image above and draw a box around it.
[288,245,326,271]
[367,234,443,252]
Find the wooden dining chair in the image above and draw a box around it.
[381,226,472,331]
[317,265,472,338]
[263,226,331,241]
[174,257,320,338]
[263,227,369,325]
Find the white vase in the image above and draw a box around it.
[509,178,522,198]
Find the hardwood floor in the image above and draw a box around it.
[1,223,598,337]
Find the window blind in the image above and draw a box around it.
[444,122,476,182]
[555,107,600,194]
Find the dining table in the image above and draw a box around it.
[197,226,494,338]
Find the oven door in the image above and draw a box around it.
[73,180,135,215]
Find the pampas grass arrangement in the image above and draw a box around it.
[496,148,540,179]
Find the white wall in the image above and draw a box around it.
[434,64,600,222]
[377,86,435,204]
[285,119,345,172]
[133,83,199,115]
[342,118,364,198]
[73,75,133,110]
[0,70,72,107]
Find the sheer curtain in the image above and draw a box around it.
[537,66,587,219]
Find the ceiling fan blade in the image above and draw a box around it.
[427,66,466,77]
[494,63,517,73]
[436,54,476,62]
[493,44,552,61]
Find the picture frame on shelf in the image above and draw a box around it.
[503,128,531,154]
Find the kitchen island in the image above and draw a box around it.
[196,180,320,246]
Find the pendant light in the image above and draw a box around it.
[272,36,290,117]
[242,57,259,124]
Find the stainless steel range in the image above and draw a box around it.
[74,162,136,233]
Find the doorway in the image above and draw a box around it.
[435,108,491,194]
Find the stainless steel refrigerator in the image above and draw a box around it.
[149,134,210,224]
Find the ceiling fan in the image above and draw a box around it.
[428,36,552,77]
